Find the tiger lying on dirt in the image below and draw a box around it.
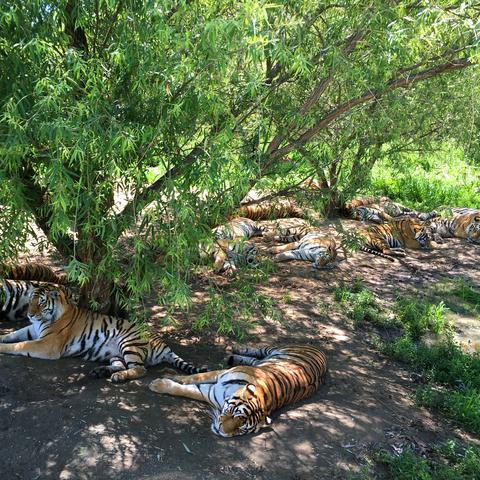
[356,216,435,261]
[0,287,205,383]
[428,211,480,243]
[150,344,327,437]
[270,232,338,269]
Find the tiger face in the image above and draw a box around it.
[466,216,480,243]
[411,223,434,249]
[212,384,272,437]
[27,288,65,323]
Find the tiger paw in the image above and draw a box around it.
[89,366,113,379]
[110,372,128,384]
[149,378,175,394]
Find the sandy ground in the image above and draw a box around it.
[1,221,479,479]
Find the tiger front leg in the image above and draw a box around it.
[0,326,36,343]
[0,339,62,359]
[149,377,209,403]
[89,357,126,379]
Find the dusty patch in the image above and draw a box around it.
[1,219,479,479]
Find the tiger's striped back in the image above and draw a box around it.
[213,217,263,240]
[0,263,68,284]
[236,199,303,221]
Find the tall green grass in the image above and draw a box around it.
[370,146,480,211]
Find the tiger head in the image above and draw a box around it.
[27,287,66,323]
[411,221,435,249]
[312,242,338,269]
[466,216,480,243]
[212,384,272,437]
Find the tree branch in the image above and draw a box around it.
[269,57,472,160]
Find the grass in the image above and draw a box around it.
[369,147,480,211]
[371,441,480,480]
[334,278,389,326]
[193,271,281,340]
[334,279,480,435]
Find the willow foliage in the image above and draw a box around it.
[0,1,479,312]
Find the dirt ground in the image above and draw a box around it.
[1,220,480,480]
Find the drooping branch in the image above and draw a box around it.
[269,57,472,161]
[267,30,367,155]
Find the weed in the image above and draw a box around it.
[334,280,388,326]
[385,336,480,434]
[372,441,480,480]
[395,298,450,340]
[193,275,281,339]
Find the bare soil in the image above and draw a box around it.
[1,220,479,480]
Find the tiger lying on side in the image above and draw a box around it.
[236,199,303,221]
[356,216,434,261]
[0,287,205,383]
[211,239,259,274]
[150,344,327,437]
[1,280,76,322]
[428,212,480,243]
[270,232,338,269]
[213,217,263,240]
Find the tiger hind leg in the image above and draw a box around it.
[231,346,269,358]
[227,354,260,367]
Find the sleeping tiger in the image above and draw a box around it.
[0,286,204,383]
[150,344,327,437]
[213,217,263,240]
[1,280,76,322]
[212,239,259,274]
[236,199,303,221]
[270,232,338,269]
[428,211,480,243]
[356,216,435,261]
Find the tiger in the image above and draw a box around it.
[149,344,327,437]
[0,286,205,383]
[212,239,259,274]
[356,216,435,261]
[236,199,303,221]
[270,233,338,269]
[1,279,76,322]
[428,212,480,243]
[213,217,264,240]
[0,263,68,285]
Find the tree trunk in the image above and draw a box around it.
[79,275,122,316]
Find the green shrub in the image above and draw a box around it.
[374,441,480,480]
[395,299,449,340]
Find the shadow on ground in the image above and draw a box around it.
[1,220,479,479]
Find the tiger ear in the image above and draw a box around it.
[474,216,480,223]
[265,416,272,425]
[246,384,256,396]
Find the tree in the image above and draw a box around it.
[1,0,479,313]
